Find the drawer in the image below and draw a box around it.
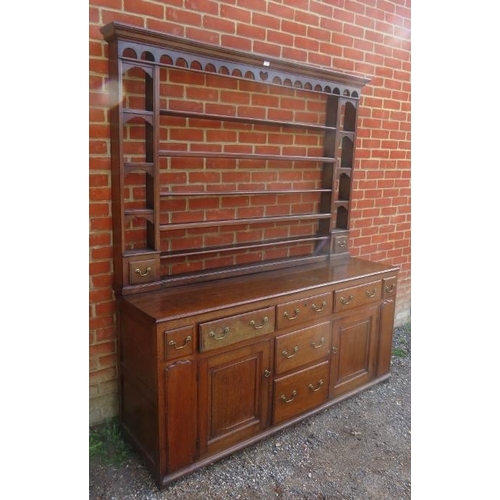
[275,322,331,375]
[128,258,158,285]
[382,276,397,299]
[332,234,349,253]
[273,361,329,425]
[199,306,275,352]
[333,280,381,312]
[276,292,331,329]
[164,325,195,361]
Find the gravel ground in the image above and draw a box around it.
[90,324,410,500]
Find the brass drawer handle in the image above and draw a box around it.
[284,308,300,320]
[282,346,299,359]
[264,369,271,378]
[280,390,297,404]
[311,336,325,349]
[365,289,377,298]
[332,346,338,354]
[249,316,269,330]
[385,284,395,293]
[209,326,230,341]
[168,335,192,350]
[339,295,354,305]
[135,266,151,277]
[311,301,327,312]
[308,379,324,392]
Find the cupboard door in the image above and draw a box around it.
[198,340,271,456]
[330,304,379,398]
[164,359,198,472]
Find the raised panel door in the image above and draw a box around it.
[330,304,379,398]
[198,340,272,457]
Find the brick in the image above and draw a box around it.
[237,22,266,40]
[220,5,251,22]
[204,15,235,33]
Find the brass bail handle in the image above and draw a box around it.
[168,336,192,350]
[311,301,327,312]
[250,316,269,330]
[280,390,297,404]
[339,295,354,305]
[135,266,151,277]
[209,326,230,341]
[282,346,299,359]
[284,308,300,320]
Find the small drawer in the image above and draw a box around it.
[199,306,275,352]
[275,322,331,375]
[128,258,158,285]
[332,234,349,253]
[164,325,195,361]
[382,276,397,299]
[276,292,331,329]
[333,280,382,312]
[273,361,329,425]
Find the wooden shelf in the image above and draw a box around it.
[160,189,331,197]
[159,150,336,163]
[160,213,331,231]
[160,235,329,259]
[160,108,336,131]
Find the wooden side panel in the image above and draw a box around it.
[330,304,379,398]
[377,298,396,377]
[119,305,158,472]
[165,359,198,472]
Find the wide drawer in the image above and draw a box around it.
[273,361,329,425]
[275,322,331,375]
[276,291,331,329]
[333,280,382,312]
[199,306,275,352]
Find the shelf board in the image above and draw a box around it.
[160,235,329,259]
[160,108,336,132]
[160,189,331,197]
[160,213,331,231]
[159,150,336,163]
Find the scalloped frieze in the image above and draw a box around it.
[118,40,361,98]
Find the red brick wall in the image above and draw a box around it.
[89,0,411,425]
